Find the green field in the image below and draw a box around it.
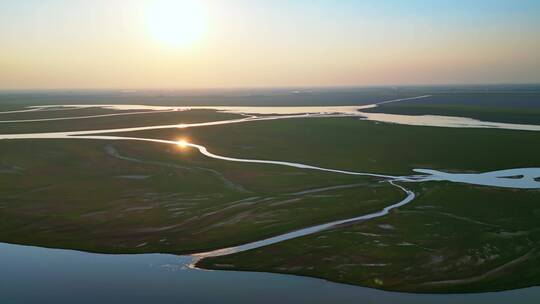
[199,182,540,293]
[0,139,401,254]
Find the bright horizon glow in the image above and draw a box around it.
[145,0,207,49]
[1,0,540,89]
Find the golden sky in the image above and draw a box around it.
[1,0,540,89]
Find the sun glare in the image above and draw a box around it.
[177,139,190,148]
[145,0,207,48]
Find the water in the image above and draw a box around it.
[410,168,540,189]
[10,95,540,131]
[1,242,539,304]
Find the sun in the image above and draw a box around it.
[145,0,207,48]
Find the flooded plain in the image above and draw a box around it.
[1,97,540,302]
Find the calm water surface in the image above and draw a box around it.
[1,242,539,304]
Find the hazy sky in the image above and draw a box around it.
[1,0,540,89]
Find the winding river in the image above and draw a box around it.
[1,97,540,302]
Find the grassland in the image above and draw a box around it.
[0,139,400,254]
[1,103,539,293]
[109,115,540,292]
[199,182,540,293]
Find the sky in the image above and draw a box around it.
[1,0,540,89]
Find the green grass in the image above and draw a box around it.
[199,182,540,293]
[0,139,400,254]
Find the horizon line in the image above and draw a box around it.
[1,82,540,93]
